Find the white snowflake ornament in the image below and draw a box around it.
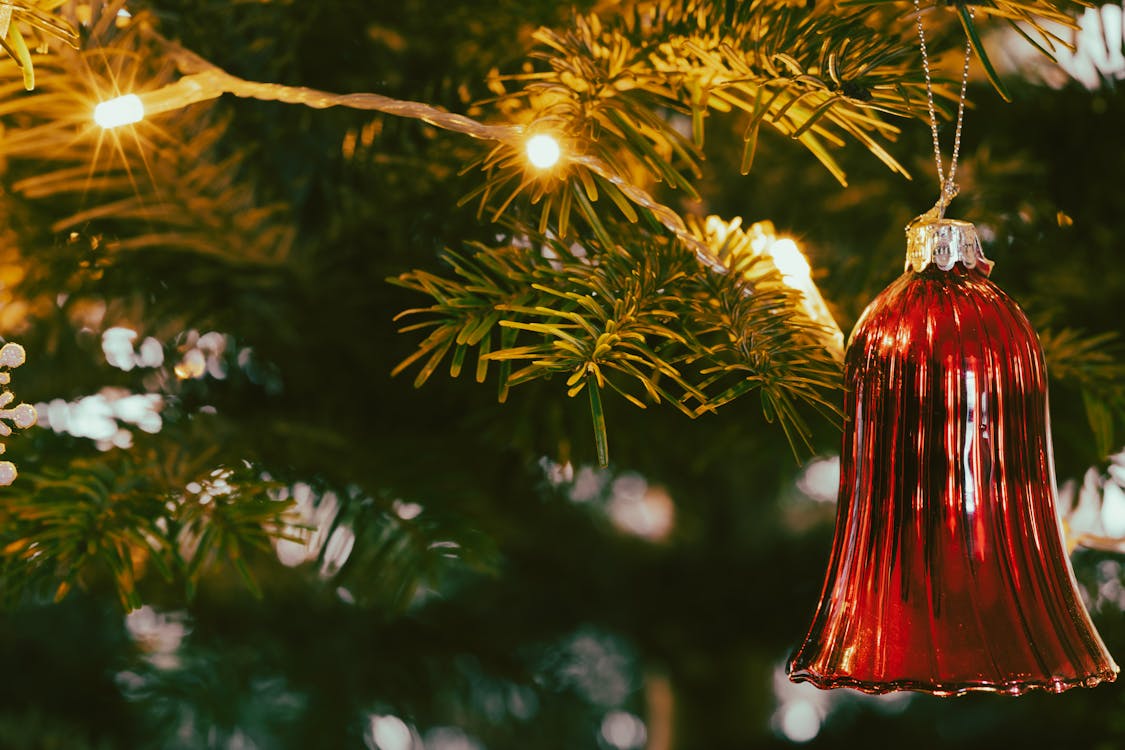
[0,342,36,486]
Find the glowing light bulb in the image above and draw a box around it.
[94,94,144,128]
[769,238,811,281]
[526,133,561,169]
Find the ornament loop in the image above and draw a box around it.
[905,218,993,274]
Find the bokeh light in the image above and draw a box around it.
[38,388,163,449]
[796,456,840,503]
[366,714,416,750]
[599,710,647,750]
[1058,447,1125,553]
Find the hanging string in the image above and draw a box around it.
[912,0,974,219]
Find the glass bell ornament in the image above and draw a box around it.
[788,218,1119,695]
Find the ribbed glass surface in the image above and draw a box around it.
[789,262,1118,696]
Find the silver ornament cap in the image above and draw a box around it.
[905,218,993,275]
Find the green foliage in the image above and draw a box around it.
[392,225,841,465]
[475,0,940,239]
[0,3,293,305]
[841,0,1088,101]
[328,492,502,612]
[0,1,78,90]
[0,0,1122,748]
[1040,328,1125,460]
[0,457,170,609]
[0,445,291,609]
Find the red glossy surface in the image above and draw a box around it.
[789,263,1119,695]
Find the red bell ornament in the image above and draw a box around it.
[789,218,1119,695]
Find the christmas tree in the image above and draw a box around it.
[0,0,1123,747]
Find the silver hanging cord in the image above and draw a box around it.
[912,1,974,219]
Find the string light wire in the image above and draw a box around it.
[94,39,728,273]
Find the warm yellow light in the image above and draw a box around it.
[95,94,144,128]
[769,238,811,281]
[526,133,561,169]
[705,215,738,243]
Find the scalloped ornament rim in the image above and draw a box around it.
[905,218,994,275]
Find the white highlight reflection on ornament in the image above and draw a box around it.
[526,133,561,169]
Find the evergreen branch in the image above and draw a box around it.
[0,5,295,299]
[841,0,1087,100]
[1041,327,1125,459]
[0,457,173,610]
[478,0,942,202]
[175,465,290,599]
[0,438,291,609]
[318,490,502,613]
[391,222,842,465]
[0,0,80,90]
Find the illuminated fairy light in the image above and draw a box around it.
[90,51,826,322]
[95,74,218,129]
[713,218,845,357]
[94,94,144,128]
[525,133,562,169]
[769,238,812,282]
[88,54,728,278]
[769,237,843,356]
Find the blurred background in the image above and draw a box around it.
[0,0,1124,748]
